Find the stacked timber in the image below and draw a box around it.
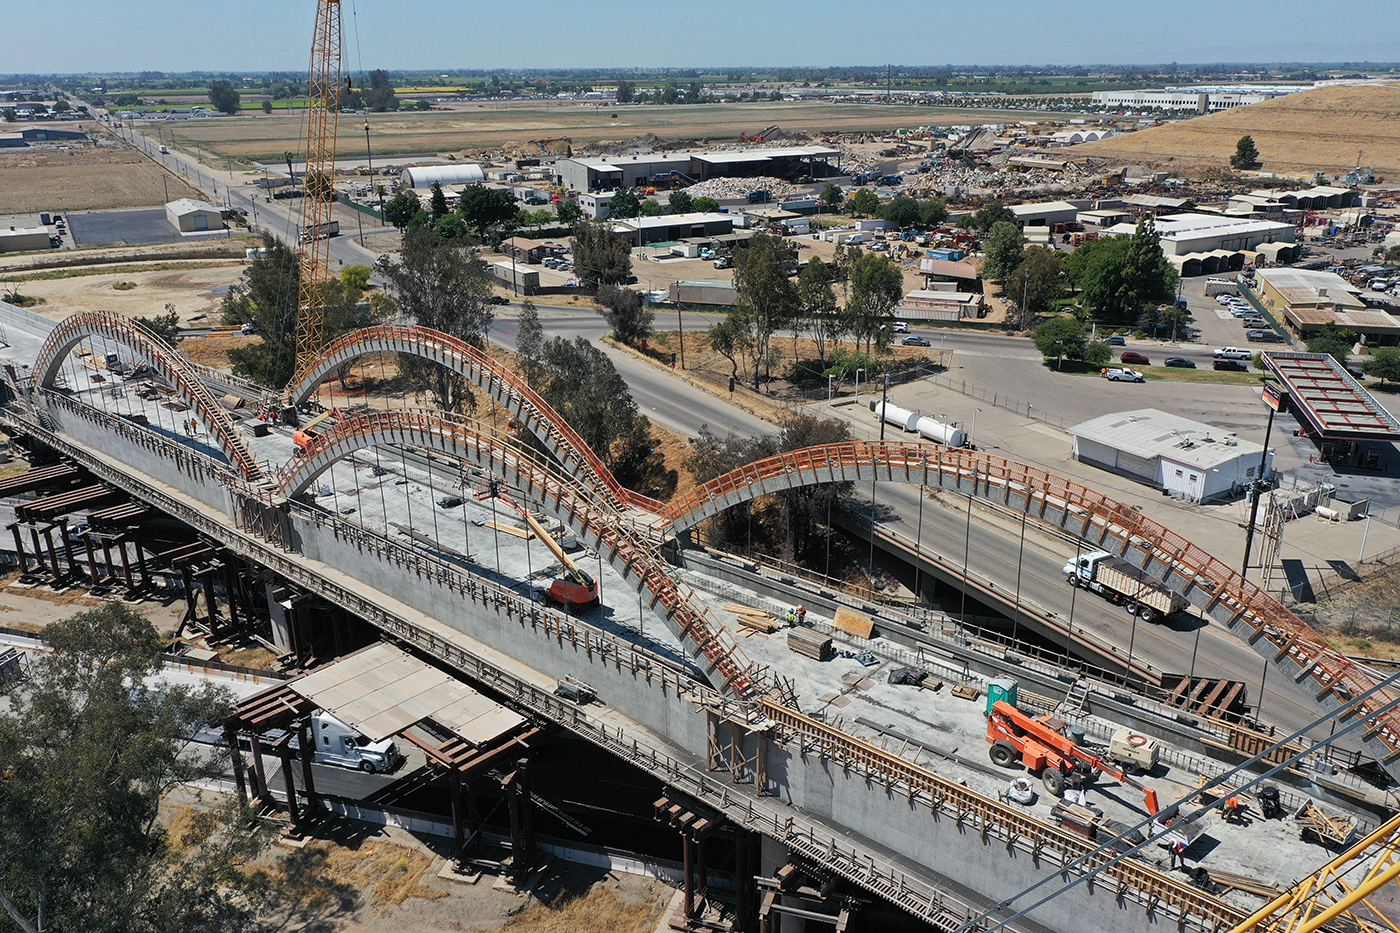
[724,603,782,634]
[788,628,832,661]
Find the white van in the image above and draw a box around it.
[311,711,402,773]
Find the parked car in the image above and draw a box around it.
[1120,351,1150,365]
[1247,330,1282,342]
[437,495,464,509]
[1102,367,1145,383]
[901,335,932,347]
[891,321,910,333]
[1213,359,1248,372]
[1104,335,1127,346]
[488,295,510,305]
[1164,357,1196,369]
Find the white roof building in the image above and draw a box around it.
[400,163,486,189]
[1068,409,1273,503]
[1008,200,1080,229]
[1101,213,1297,274]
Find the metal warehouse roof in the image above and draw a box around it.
[288,642,526,744]
[1068,409,1266,470]
[1262,352,1400,441]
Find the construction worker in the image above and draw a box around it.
[1222,796,1246,823]
[1168,840,1187,869]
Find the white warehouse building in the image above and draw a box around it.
[1068,409,1273,503]
[400,163,486,189]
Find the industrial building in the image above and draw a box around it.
[1008,200,1080,229]
[399,164,486,189]
[19,127,87,142]
[554,146,840,193]
[0,226,51,253]
[611,212,733,247]
[1265,186,1361,211]
[1253,269,1400,345]
[1101,213,1297,275]
[896,289,983,322]
[164,199,225,233]
[1090,85,1304,112]
[1068,409,1272,502]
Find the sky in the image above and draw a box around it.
[7,1,1399,75]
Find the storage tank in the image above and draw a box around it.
[916,416,967,447]
[871,400,920,433]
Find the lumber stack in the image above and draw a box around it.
[788,628,832,661]
[724,603,782,634]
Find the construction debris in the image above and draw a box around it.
[681,175,801,202]
[1293,799,1358,847]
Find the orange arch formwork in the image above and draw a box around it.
[275,409,755,698]
[662,440,1400,780]
[285,325,662,516]
[30,311,264,482]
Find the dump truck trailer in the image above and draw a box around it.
[1063,550,1189,622]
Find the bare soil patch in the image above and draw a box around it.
[14,262,244,324]
[1075,84,1400,176]
[0,142,203,214]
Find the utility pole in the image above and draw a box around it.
[879,375,891,441]
[1240,403,1277,581]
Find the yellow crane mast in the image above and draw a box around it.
[294,0,343,381]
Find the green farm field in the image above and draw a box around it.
[149,99,1070,163]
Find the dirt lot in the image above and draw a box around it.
[1075,83,1400,176]
[4,261,245,325]
[0,141,203,215]
[160,100,1056,163]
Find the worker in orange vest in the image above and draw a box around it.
[1223,796,1245,823]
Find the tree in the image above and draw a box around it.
[844,252,904,354]
[819,183,844,212]
[383,190,420,230]
[731,233,800,389]
[691,196,720,213]
[555,199,584,225]
[135,303,182,346]
[51,99,69,114]
[221,234,367,388]
[1083,340,1113,368]
[1032,316,1087,368]
[707,316,748,383]
[304,169,336,203]
[639,198,664,217]
[571,220,632,289]
[363,68,397,110]
[846,189,880,218]
[798,259,841,366]
[428,181,449,220]
[0,602,333,933]
[1004,246,1064,327]
[374,227,494,411]
[1119,217,1178,316]
[261,100,273,114]
[1306,324,1357,368]
[340,263,372,290]
[608,187,641,219]
[879,196,921,228]
[667,190,693,214]
[1362,348,1400,384]
[457,184,517,237]
[616,80,635,103]
[917,197,949,228]
[515,299,545,387]
[1386,245,1400,263]
[972,202,1016,231]
[596,284,654,344]
[207,80,241,115]
[1230,134,1260,169]
[981,221,1025,283]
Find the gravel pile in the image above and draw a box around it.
[681,176,801,201]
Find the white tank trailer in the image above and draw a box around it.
[872,400,921,433]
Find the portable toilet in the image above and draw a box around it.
[986,677,1019,715]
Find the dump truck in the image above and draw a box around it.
[299,220,339,241]
[1063,550,1189,623]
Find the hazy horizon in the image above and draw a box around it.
[5,0,1398,75]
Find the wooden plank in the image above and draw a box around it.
[484,520,533,539]
[833,607,874,640]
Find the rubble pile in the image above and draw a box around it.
[681,176,802,200]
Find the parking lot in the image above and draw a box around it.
[68,208,187,247]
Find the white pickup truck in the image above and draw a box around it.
[1102,367,1144,383]
[1213,346,1252,360]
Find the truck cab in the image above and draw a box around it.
[312,711,402,773]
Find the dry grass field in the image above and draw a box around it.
[0,143,203,214]
[1074,84,1400,176]
[157,100,1062,162]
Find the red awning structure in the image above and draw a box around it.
[1262,352,1400,441]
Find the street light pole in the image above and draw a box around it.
[970,407,982,449]
[879,375,891,441]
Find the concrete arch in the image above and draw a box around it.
[286,324,657,514]
[31,311,263,481]
[660,439,1400,779]
[276,409,755,697]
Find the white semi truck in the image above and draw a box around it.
[310,710,402,773]
[1063,551,1189,623]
